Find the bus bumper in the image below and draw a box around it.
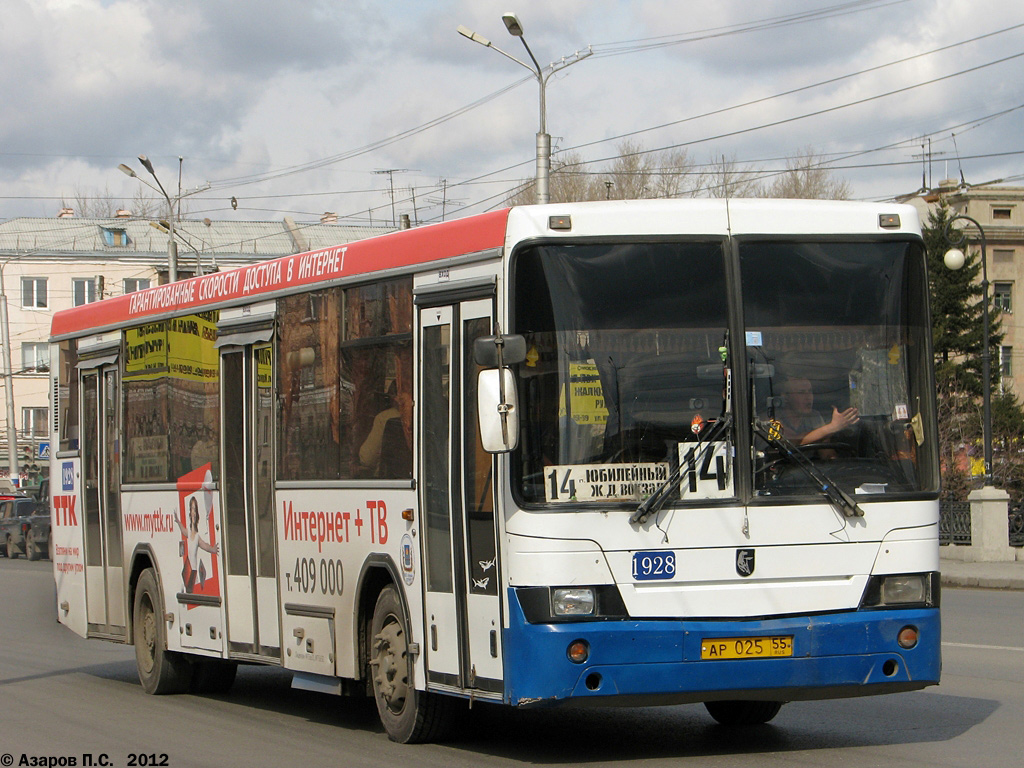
[502,590,941,707]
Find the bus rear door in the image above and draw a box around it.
[220,339,280,660]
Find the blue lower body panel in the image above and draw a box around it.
[503,589,940,707]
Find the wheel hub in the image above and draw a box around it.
[372,620,409,713]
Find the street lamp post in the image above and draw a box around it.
[458,13,591,205]
[944,212,993,484]
[119,156,179,282]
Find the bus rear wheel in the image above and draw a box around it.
[369,584,453,743]
[133,568,193,694]
[26,531,41,561]
[704,700,784,726]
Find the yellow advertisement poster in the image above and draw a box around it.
[256,344,273,388]
[167,313,219,382]
[125,312,219,382]
[558,361,609,425]
[125,322,168,379]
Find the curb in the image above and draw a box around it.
[940,574,1024,590]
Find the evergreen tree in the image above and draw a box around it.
[925,201,1024,499]
[923,202,1002,395]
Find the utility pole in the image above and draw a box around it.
[0,261,20,485]
[374,169,408,227]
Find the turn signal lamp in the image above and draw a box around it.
[897,625,919,649]
[567,639,590,663]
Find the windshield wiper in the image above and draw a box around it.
[631,414,732,525]
[753,420,865,518]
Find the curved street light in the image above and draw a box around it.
[458,13,592,204]
[119,157,179,282]
[944,212,993,485]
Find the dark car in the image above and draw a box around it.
[0,497,39,559]
[27,502,51,561]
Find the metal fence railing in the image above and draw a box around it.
[939,500,971,546]
[1010,505,1024,548]
[940,499,1024,547]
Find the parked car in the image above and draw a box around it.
[0,477,28,501]
[0,497,39,559]
[27,502,51,561]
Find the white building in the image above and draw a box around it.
[906,183,1024,397]
[0,211,391,485]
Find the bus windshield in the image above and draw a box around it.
[512,237,937,506]
[513,240,731,505]
[741,238,937,499]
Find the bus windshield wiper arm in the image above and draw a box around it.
[631,415,732,525]
[753,421,864,518]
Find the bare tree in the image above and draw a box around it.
[697,154,763,198]
[506,151,602,205]
[604,140,656,199]
[506,141,699,205]
[648,148,698,199]
[759,146,851,200]
[66,186,171,219]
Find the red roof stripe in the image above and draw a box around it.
[51,209,509,338]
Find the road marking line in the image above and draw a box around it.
[943,641,1024,653]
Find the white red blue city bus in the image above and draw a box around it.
[50,199,940,742]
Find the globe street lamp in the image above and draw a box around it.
[944,212,993,484]
[458,13,591,204]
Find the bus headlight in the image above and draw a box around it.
[861,572,939,608]
[552,588,596,616]
[515,585,628,623]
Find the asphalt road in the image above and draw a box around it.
[1,557,1022,768]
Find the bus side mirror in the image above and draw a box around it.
[474,334,527,367]
[477,368,519,453]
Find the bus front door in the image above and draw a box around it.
[419,298,504,698]
[220,343,280,660]
[81,366,126,639]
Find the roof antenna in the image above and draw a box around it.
[951,132,967,189]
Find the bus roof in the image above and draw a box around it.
[51,209,510,340]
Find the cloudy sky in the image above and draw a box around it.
[1,0,1021,226]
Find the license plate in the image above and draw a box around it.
[700,635,793,660]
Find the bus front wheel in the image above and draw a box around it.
[133,568,193,694]
[704,700,784,726]
[369,584,453,743]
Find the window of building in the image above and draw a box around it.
[995,282,1013,313]
[101,227,130,247]
[22,407,49,438]
[21,343,50,372]
[992,207,1013,220]
[124,278,151,294]
[1001,345,1014,382]
[993,248,1015,264]
[73,278,97,307]
[21,277,47,309]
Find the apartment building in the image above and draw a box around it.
[907,183,1024,397]
[0,211,390,484]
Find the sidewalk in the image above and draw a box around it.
[940,553,1024,590]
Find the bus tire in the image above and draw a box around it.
[370,584,454,743]
[27,531,41,561]
[704,700,784,726]
[133,568,193,694]
[190,659,238,694]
